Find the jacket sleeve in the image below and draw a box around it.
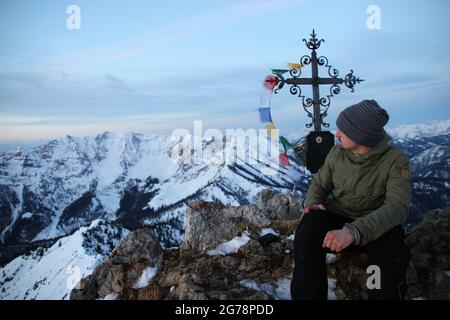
[303,146,335,208]
[351,152,411,244]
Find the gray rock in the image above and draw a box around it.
[256,189,302,221]
[181,201,243,253]
[405,208,450,299]
[110,228,162,266]
[71,228,162,300]
[181,190,302,253]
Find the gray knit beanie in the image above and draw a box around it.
[336,100,389,147]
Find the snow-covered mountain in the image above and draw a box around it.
[389,132,450,223]
[0,220,128,300]
[386,119,450,139]
[287,119,450,142]
[0,131,306,252]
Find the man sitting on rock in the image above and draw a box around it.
[290,100,412,300]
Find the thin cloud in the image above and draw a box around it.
[104,75,133,91]
[24,0,304,76]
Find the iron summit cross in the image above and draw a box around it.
[273,29,364,132]
[272,30,364,173]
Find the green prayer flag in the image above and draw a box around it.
[280,136,293,152]
[271,69,289,77]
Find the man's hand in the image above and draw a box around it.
[322,229,353,252]
[299,204,326,222]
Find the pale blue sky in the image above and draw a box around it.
[0,0,449,143]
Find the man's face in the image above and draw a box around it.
[336,129,359,150]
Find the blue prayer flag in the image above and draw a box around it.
[258,107,272,123]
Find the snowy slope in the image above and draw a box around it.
[0,220,128,300]
[0,131,306,248]
[411,145,450,178]
[386,119,450,139]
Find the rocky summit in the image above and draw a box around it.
[70,190,450,300]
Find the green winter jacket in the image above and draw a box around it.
[303,133,411,243]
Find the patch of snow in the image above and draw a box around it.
[328,277,337,300]
[239,277,291,300]
[326,254,338,264]
[239,276,337,300]
[239,279,260,291]
[274,278,291,300]
[132,266,157,289]
[286,234,295,241]
[22,212,33,219]
[207,232,251,256]
[100,293,118,300]
[260,228,279,237]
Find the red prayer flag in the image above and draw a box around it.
[279,152,290,167]
[263,75,279,91]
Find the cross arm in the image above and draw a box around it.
[286,77,344,86]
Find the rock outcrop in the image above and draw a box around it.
[70,228,162,300]
[181,189,301,253]
[405,208,450,299]
[71,190,449,300]
[327,208,450,300]
[72,190,301,300]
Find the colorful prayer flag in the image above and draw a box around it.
[265,122,277,137]
[258,107,272,123]
[279,152,290,166]
[263,75,279,91]
[280,136,293,152]
[259,90,272,108]
[271,69,289,77]
[287,63,304,70]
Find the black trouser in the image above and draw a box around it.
[290,209,411,300]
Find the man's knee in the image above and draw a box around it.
[299,209,325,226]
[295,210,325,244]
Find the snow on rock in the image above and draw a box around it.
[99,292,118,300]
[21,212,33,219]
[327,277,337,300]
[326,254,338,264]
[239,276,336,300]
[260,228,279,237]
[132,266,157,289]
[238,278,292,300]
[207,232,251,256]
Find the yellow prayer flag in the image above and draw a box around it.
[287,63,304,70]
[265,122,278,137]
